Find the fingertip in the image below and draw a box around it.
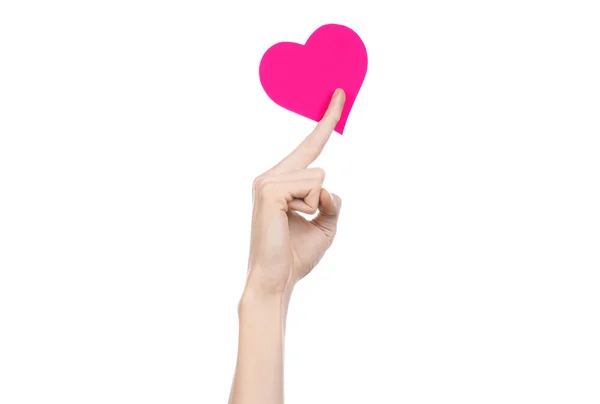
[318,188,342,216]
[331,193,342,212]
[311,89,346,141]
[318,188,334,213]
[332,88,346,111]
[322,90,345,124]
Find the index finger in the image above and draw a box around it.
[269,88,346,175]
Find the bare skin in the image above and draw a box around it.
[228,89,346,404]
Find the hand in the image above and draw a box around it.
[245,89,346,296]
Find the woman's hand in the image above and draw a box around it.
[245,89,346,297]
[229,89,346,404]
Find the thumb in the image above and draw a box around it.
[312,188,342,241]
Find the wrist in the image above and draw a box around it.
[239,282,295,316]
[242,270,296,301]
[239,286,282,307]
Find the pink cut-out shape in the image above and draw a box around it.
[259,24,368,134]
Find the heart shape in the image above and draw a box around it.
[259,24,368,134]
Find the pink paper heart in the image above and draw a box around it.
[259,24,368,134]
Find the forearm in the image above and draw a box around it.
[229,285,294,404]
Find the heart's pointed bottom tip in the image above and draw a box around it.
[336,120,347,135]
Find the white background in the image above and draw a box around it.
[1,1,599,403]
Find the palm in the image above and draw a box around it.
[287,211,331,281]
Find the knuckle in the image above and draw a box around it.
[325,111,341,124]
[252,175,266,190]
[314,167,326,180]
[302,146,319,161]
[260,182,277,196]
[304,138,323,152]
[256,181,277,200]
[252,175,285,208]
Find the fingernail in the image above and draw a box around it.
[331,193,341,210]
